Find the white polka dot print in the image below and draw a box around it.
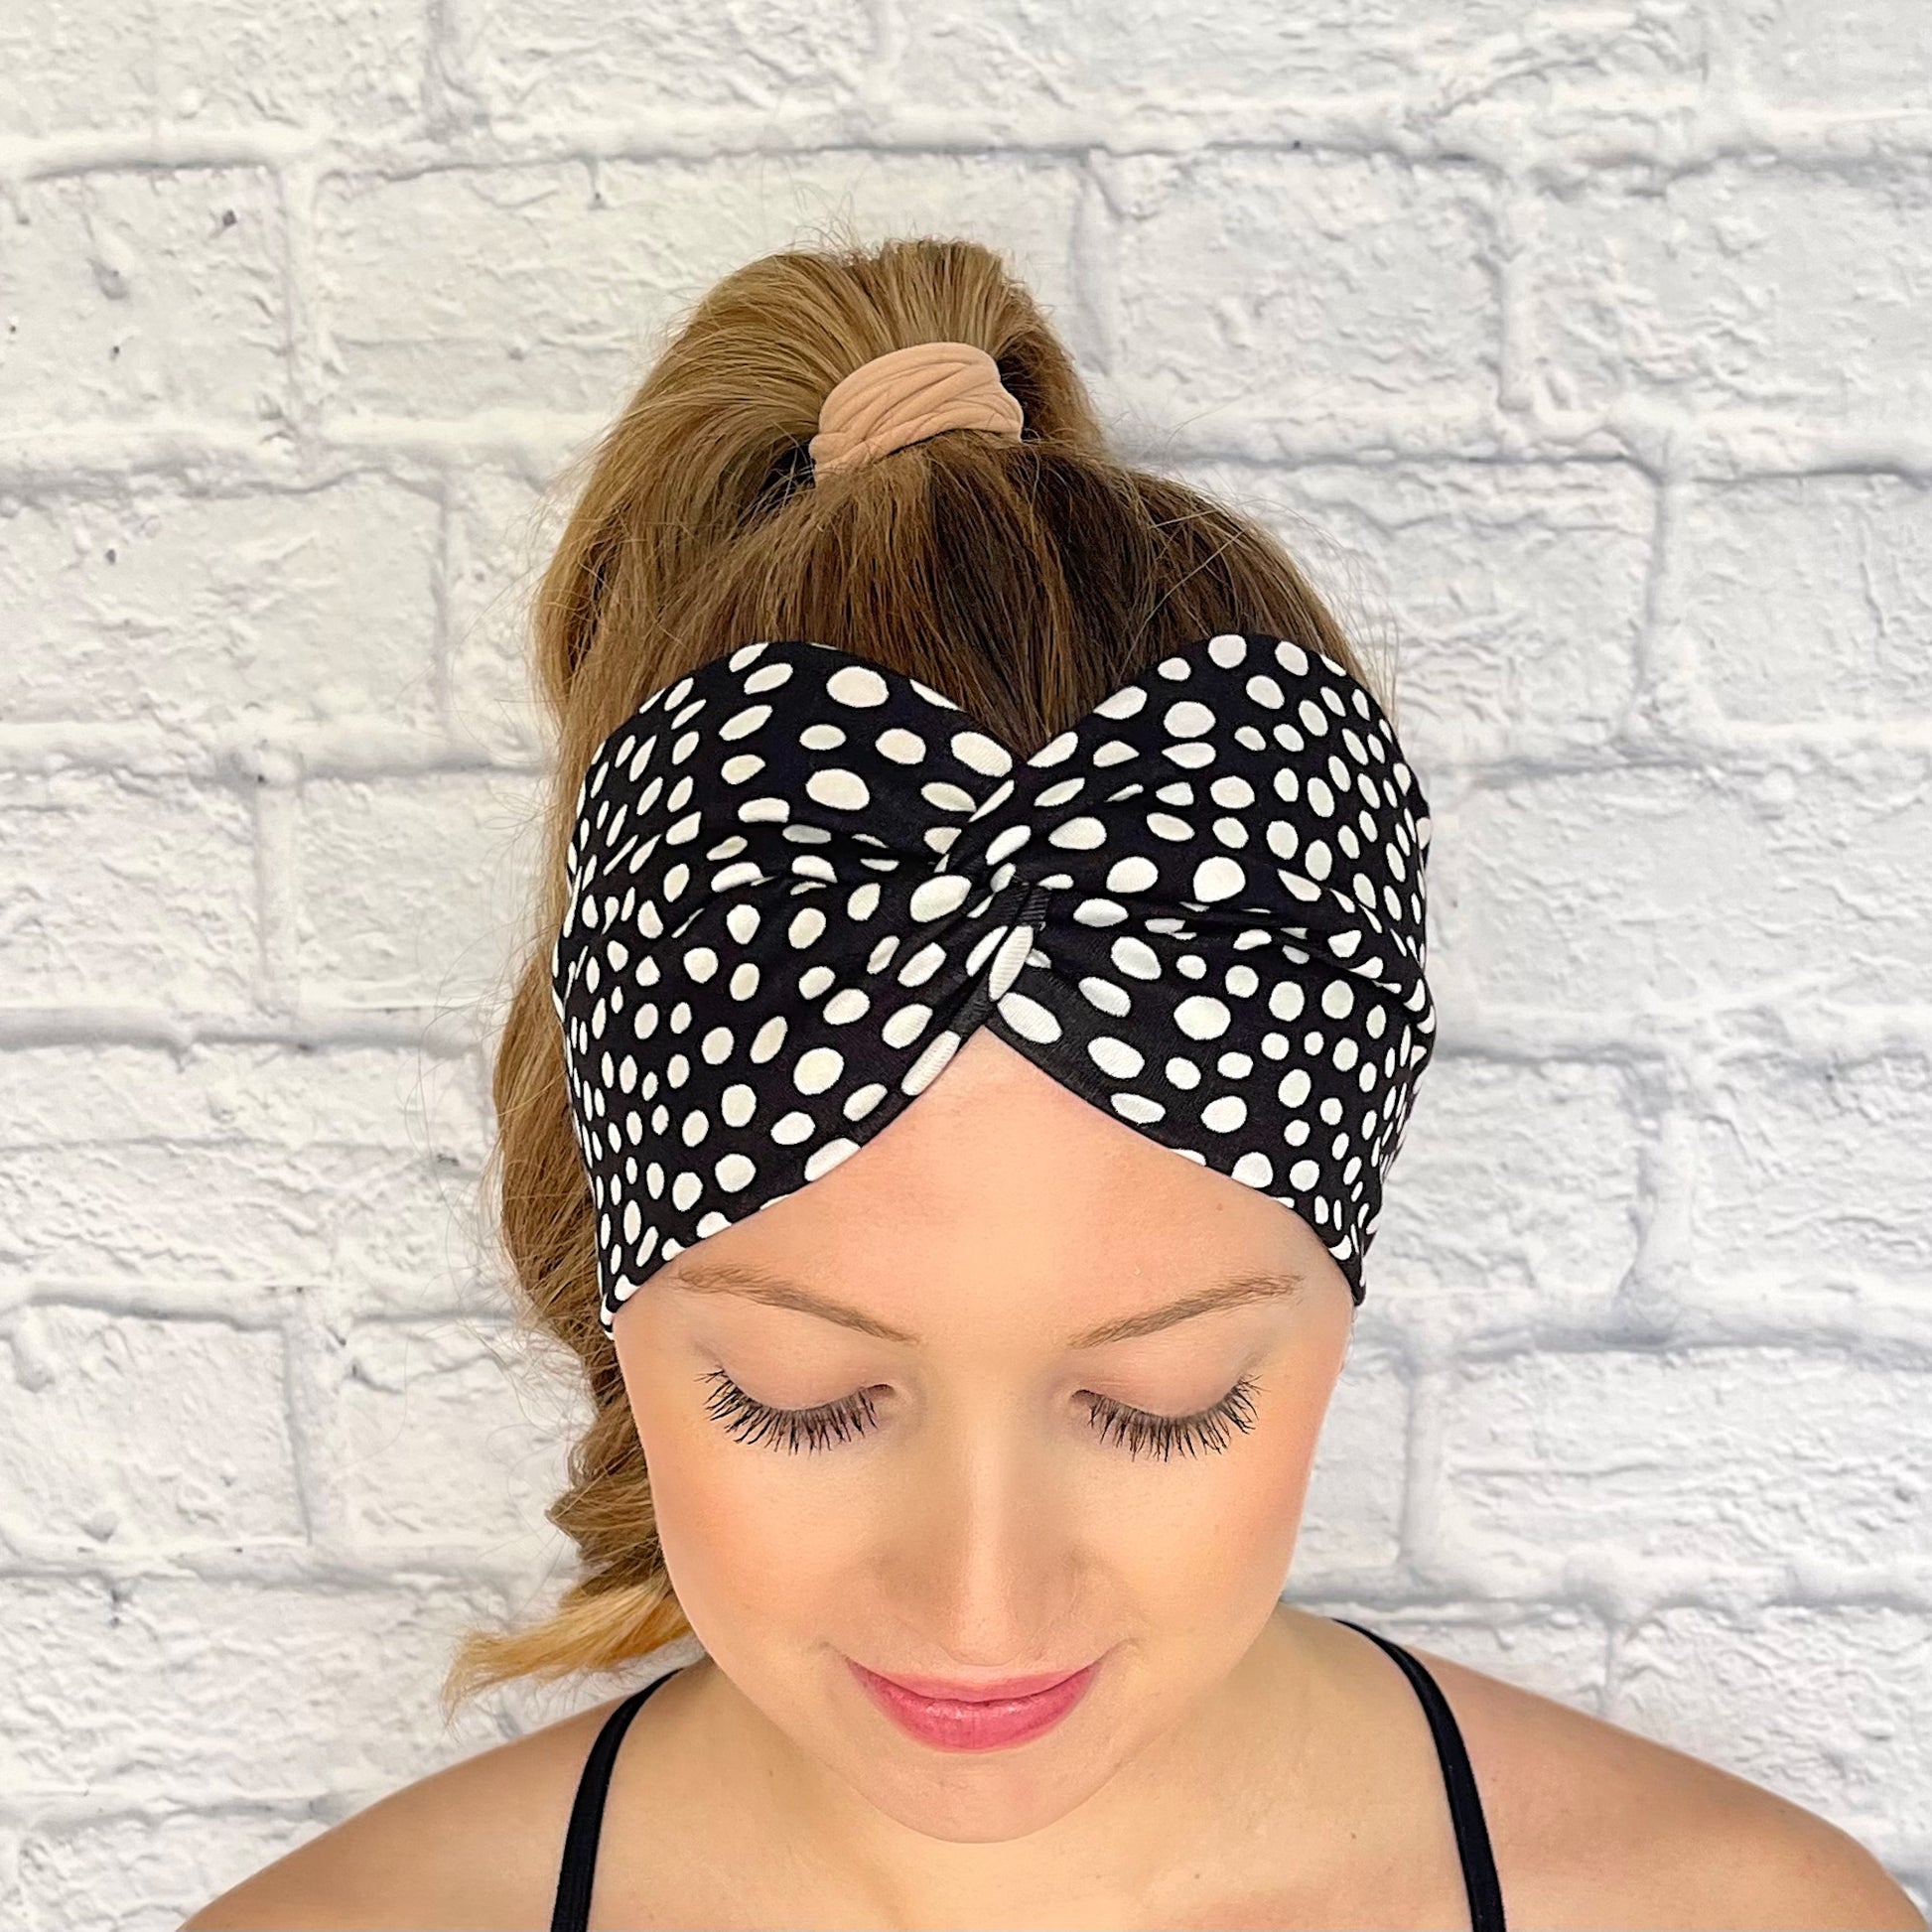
[551,631,1437,1337]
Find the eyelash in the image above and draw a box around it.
[699,1368,1261,1461]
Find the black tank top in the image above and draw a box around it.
[550,1618,1506,1932]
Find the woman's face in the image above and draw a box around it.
[613,1028,1355,1845]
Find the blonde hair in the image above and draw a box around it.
[441,226,1384,1718]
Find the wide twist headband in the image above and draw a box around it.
[550,628,1438,1338]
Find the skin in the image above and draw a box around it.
[181,1032,1925,1930]
[606,1025,1357,1917]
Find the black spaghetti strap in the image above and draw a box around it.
[549,1668,680,1932]
[1333,1619,1508,1932]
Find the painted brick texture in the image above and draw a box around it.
[1,1,1927,1922]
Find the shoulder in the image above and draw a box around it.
[178,1692,629,1932]
[1415,1644,1924,1931]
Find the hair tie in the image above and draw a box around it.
[808,341,1025,480]
[551,630,1437,1338]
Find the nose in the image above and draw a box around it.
[879,1398,1081,1670]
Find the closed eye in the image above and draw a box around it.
[698,1368,1260,1461]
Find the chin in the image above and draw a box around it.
[828,1721,1130,1844]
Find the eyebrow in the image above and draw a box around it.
[664,1260,1308,1350]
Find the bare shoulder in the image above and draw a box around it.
[1416,1644,1924,1931]
[178,1692,626,1932]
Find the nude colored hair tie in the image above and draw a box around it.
[807,341,1026,480]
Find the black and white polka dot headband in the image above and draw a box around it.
[550,630,1438,1338]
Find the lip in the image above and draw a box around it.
[865,1663,1086,1702]
[847,1656,1100,1752]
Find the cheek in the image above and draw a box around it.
[1113,1363,1332,1621]
[622,1350,859,1646]
[1247,1360,1332,1557]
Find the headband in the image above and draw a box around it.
[550,629,1438,1338]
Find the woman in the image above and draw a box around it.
[184,236,1921,1932]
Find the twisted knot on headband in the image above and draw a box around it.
[807,341,1026,480]
[552,630,1438,1338]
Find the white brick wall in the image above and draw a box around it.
[2,2,1927,1922]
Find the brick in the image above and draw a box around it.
[53,1105,475,1294]
[1436,1348,1932,1580]
[1690,1051,1932,1286]
[1522,164,1932,428]
[1112,152,1498,441]
[0,478,441,730]
[337,1319,572,1551]
[884,0,1705,110]
[1615,1606,1932,1843]
[0,169,286,433]
[1369,1056,1643,1309]
[0,770,256,1008]
[1734,0,1932,109]
[1210,459,1656,755]
[156,0,425,128]
[446,466,565,759]
[0,2,147,136]
[0,1043,490,1290]
[296,769,544,1006]
[314,155,1087,418]
[0,0,423,135]
[0,1041,488,1165]
[18,1808,317,1932]
[1295,1341,1409,1580]
[1432,757,1932,1011]
[470,0,872,122]
[0,1305,302,1553]
[1670,475,1932,726]
[0,1576,514,1795]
